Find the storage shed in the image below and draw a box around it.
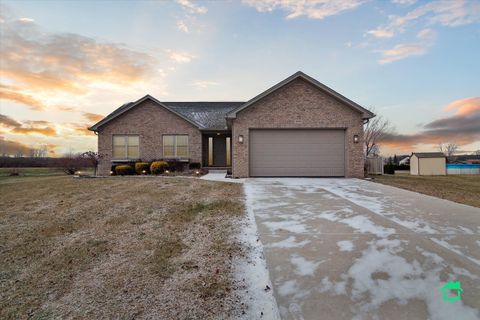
[410,152,446,175]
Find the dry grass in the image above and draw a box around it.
[370,173,480,208]
[0,175,246,319]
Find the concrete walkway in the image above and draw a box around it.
[245,178,480,320]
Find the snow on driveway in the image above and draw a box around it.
[245,178,480,320]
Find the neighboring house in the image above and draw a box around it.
[399,156,410,166]
[410,152,446,176]
[89,71,375,178]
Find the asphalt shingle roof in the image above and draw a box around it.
[163,102,244,129]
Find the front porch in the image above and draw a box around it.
[201,131,232,168]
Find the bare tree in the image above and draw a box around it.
[438,143,458,157]
[81,151,101,175]
[364,115,393,157]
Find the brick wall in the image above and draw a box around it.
[96,100,202,175]
[231,78,365,178]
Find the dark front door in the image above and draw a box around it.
[204,134,232,167]
[213,137,226,166]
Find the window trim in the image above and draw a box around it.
[112,134,140,160]
[163,134,189,158]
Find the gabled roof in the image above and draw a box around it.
[411,152,446,158]
[88,95,243,131]
[226,71,375,120]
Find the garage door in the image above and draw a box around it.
[249,129,345,177]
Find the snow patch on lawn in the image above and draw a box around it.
[337,240,354,252]
[234,183,280,320]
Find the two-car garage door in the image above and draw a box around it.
[249,129,345,177]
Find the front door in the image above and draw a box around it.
[206,135,231,167]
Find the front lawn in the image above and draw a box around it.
[0,176,246,319]
[370,173,480,208]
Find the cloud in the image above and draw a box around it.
[0,137,31,156]
[82,112,104,122]
[366,28,394,38]
[176,0,208,14]
[242,0,364,20]
[381,97,480,150]
[193,81,218,89]
[0,113,57,136]
[18,17,34,23]
[367,0,480,39]
[0,113,22,128]
[167,50,195,63]
[0,14,157,110]
[444,97,480,116]
[177,20,189,33]
[0,84,45,110]
[378,28,435,64]
[391,0,417,5]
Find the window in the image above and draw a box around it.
[163,135,189,158]
[113,135,139,159]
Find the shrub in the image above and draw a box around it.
[115,164,135,175]
[189,162,201,170]
[167,159,185,172]
[135,162,151,174]
[150,161,169,174]
[384,163,395,175]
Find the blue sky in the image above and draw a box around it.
[0,0,479,156]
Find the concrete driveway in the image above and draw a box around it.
[245,178,480,320]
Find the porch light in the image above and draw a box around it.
[238,135,244,144]
[110,170,113,175]
[353,135,359,144]
[142,170,146,174]
[195,170,200,175]
[165,170,169,174]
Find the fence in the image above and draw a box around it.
[366,157,384,175]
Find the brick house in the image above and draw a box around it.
[89,71,375,177]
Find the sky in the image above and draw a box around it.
[0,0,479,157]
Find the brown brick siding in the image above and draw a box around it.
[231,78,365,178]
[96,100,201,175]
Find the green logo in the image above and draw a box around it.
[441,281,463,301]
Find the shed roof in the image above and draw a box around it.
[412,152,446,158]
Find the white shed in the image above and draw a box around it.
[410,152,446,176]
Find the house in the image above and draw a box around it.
[398,155,410,166]
[410,152,446,176]
[440,281,463,301]
[89,71,375,178]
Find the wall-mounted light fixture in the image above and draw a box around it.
[353,135,359,144]
[238,135,244,144]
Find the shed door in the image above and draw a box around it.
[249,129,345,177]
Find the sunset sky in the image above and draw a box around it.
[0,0,479,157]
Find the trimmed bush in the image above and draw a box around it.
[189,162,201,170]
[135,162,151,174]
[166,159,185,172]
[115,164,135,175]
[150,161,169,174]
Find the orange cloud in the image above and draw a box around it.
[444,97,480,116]
[0,114,57,136]
[381,97,480,152]
[0,15,156,110]
[0,84,45,110]
[82,112,104,122]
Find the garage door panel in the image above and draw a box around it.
[249,129,345,177]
